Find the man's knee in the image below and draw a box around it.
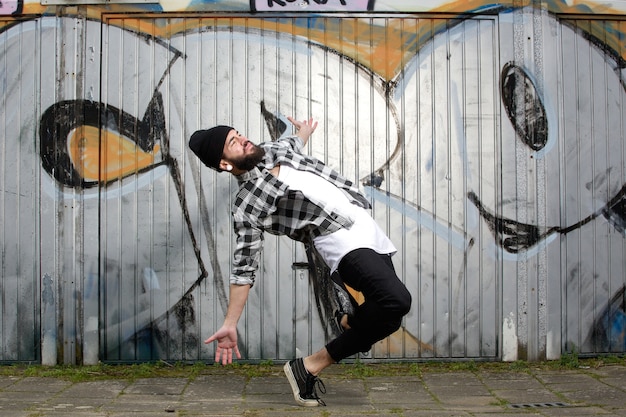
[381,289,411,335]
[389,285,412,317]
[398,287,412,316]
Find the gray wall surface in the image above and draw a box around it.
[0,2,625,364]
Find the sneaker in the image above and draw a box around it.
[283,358,326,407]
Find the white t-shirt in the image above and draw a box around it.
[277,163,396,273]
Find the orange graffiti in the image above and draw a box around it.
[68,125,160,182]
[3,1,625,81]
[345,284,365,306]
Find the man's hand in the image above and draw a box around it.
[204,324,241,365]
[206,284,250,365]
[288,116,318,145]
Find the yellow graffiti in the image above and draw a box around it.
[68,125,160,182]
[345,284,365,306]
[108,16,430,81]
[379,327,435,356]
[3,1,626,81]
[102,9,626,83]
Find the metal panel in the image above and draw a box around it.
[496,9,626,359]
[95,15,502,361]
[98,18,203,361]
[558,18,626,355]
[0,8,625,367]
[0,18,41,362]
[391,17,501,359]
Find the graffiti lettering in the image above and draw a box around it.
[0,0,21,15]
[251,0,373,12]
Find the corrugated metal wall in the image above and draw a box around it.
[0,18,40,362]
[556,18,626,354]
[0,8,625,364]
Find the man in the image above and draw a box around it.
[189,117,411,407]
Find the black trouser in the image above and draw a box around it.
[325,248,412,362]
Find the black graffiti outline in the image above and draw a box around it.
[39,97,166,188]
[500,62,549,152]
[467,178,626,254]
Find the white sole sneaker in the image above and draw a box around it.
[283,359,325,407]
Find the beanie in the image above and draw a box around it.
[189,125,234,171]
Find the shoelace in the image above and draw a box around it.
[306,375,327,406]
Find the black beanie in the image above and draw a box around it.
[189,125,234,171]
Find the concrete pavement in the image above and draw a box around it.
[0,362,624,416]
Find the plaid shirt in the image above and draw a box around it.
[230,135,371,286]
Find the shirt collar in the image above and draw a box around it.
[235,166,264,183]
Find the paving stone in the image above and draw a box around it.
[0,366,623,416]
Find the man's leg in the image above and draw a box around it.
[285,248,411,406]
[325,248,412,362]
[303,348,335,375]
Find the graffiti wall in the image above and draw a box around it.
[0,0,624,364]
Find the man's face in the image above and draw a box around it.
[222,129,266,172]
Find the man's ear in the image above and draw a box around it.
[219,160,233,172]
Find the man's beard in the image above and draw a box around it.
[230,144,266,171]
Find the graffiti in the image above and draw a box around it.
[467,191,558,254]
[469,184,626,254]
[500,62,548,152]
[604,185,626,233]
[40,98,164,188]
[251,0,374,12]
[1,1,626,363]
[39,89,215,356]
[33,32,228,359]
[0,0,21,15]
[372,7,626,355]
[589,286,626,351]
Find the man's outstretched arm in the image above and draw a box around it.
[204,283,251,365]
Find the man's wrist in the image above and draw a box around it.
[223,318,238,328]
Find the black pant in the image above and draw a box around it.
[325,248,412,362]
